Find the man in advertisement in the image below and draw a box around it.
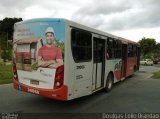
[38,27,63,68]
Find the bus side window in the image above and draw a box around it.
[133,45,137,57]
[114,40,122,59]
[71,29,92,63]
[128,44,134,57]
[106,38,114,59]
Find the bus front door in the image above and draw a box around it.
[121,44,128,79]
[92,37,105,91]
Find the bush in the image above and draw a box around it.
[1,49,12,62]
[143,53,153,59]
[0,64,12,84]
[152,70,160,79]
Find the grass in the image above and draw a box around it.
[0,62,13,84]
[152,70,160,79]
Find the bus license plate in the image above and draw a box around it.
[30,80,39,85]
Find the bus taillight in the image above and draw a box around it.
[13,63,18,81]
[54,65,64,89]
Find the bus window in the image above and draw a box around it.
[106,38,114,59]
[128,44,134,57]
[71,29,92,62]
[114,40,122,59]
[133,45,137,57]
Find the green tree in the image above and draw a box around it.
[153,43,160,58]
[0,17,22,40]
[0,17,22,61]
[138,37,156,56]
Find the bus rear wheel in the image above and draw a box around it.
[104,73,113,92]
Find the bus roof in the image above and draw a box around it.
[15,18,139,46]
[15,18,65,25]
[118,37,140,46]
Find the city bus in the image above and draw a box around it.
[12,18,140,101]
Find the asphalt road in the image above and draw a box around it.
[0,65,160,114]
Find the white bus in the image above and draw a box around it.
[13,18,140,101]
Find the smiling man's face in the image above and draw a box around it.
[46,32,54,45]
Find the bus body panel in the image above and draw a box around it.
[17,68,56,89]
[64,24,93,100]
[65,22,123,99]
[104,59,122,84]
[105,60,116,83]
[126,57,137,77]
[73,62,93,98]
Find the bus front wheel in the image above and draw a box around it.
[104,73,113,92]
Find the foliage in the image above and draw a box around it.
[0,17,22,61]
[1,49,12,62]
[142,53,153,59]
[153,43,160,58]
[138,37,160,59]
[138,37,156,56]
[152,70,160,79]
[0,64,12,84]
[0,17,22,40]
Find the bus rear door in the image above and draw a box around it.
[92,35,106,91]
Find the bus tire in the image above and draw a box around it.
[104,73,113,92]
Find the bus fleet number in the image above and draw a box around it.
[76,65,85,70]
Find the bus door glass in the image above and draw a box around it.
[92,35,105,91]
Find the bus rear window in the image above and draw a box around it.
[71,29,92,63]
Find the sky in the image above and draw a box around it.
[0,0,160,42]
